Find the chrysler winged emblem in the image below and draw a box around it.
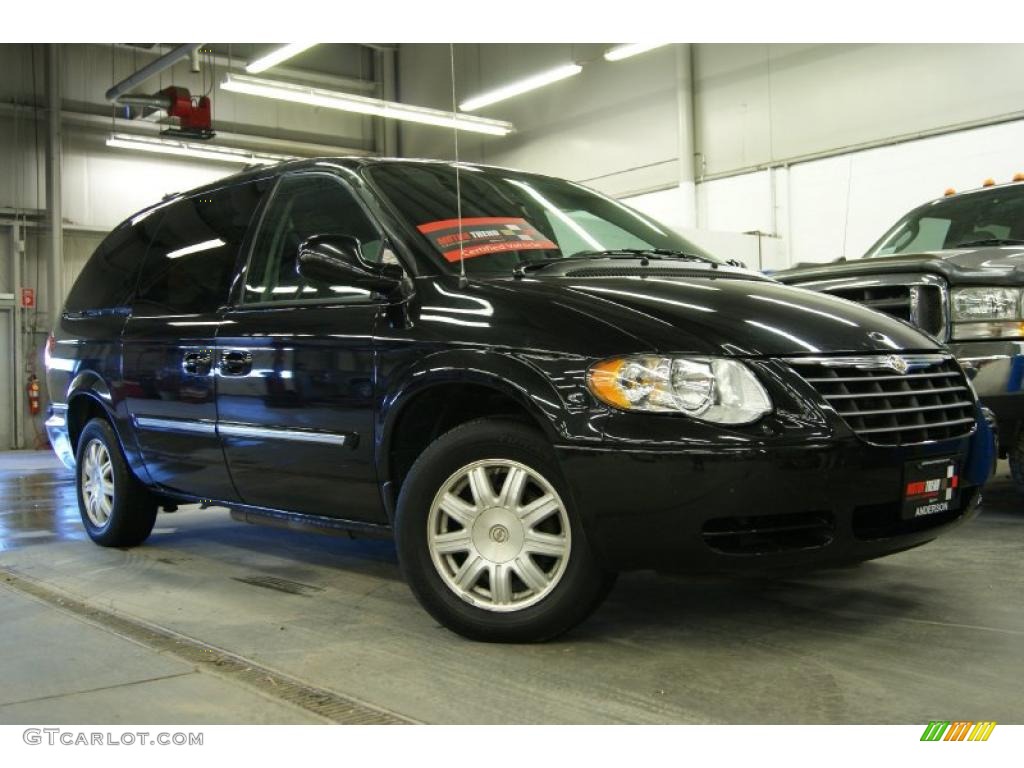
[885,354,910,374]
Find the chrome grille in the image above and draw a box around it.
[786,354,976,446]
[809,275,949,340]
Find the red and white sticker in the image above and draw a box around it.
[906,464,959,502]
[416,217,557,262]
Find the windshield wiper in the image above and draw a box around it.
[571,248,719,264]
[514,248,720,278]
[952,238,1024,248]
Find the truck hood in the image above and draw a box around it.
[484,264,940,356]
[774,245,1024,286]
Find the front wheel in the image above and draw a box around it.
[76,418,158,547]
[395,419,615,642]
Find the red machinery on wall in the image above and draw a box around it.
[158,86,212,138]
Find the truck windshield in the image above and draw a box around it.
[866,184,1024,257]
[365,163,718,274]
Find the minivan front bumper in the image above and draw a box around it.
[555,412,994,573]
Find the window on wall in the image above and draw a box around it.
[242,174,383,305]
[133,180,268,316]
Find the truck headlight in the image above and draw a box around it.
[951,287,1024,339]
[587,355,772,424]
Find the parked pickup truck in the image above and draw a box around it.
[776,178,1024,492]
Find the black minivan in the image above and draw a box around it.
[46,158,995,642]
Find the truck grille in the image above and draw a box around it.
[786,355,976,446]
[819,280,946,339]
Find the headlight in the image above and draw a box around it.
[951,287,1019,321]
[951,287,1024,340]
[587,355,772,424]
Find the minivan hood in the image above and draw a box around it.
[775,245,1024,287]
[488,270,940,356]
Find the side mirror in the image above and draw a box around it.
[296,235,403,295]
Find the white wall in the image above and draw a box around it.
[671,118,1024,269]
[694,44,1024,176]
[398,43,693,202]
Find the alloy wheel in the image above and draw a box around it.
[427,459,572,612]
[81,438,115,527]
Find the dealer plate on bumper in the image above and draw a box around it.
[903,457,959,519]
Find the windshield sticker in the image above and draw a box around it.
[417,217,557,262]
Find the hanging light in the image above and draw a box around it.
[246,43,318,74]
[222,73,514,136]
[604,44,670,62]
[459,64,583,112]
[106,133,293,165]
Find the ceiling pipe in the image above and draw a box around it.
[105,43,201,102]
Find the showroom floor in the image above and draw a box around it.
[0,450,1021,725]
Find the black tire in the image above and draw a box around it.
[395,418,616,642]
[75,418,158,547]
[1008,431,1024,496]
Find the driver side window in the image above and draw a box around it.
[242,174,382,304]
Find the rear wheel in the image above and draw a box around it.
[395,419,615,642]
[1009,432,1024,496]
[76,418,158,547]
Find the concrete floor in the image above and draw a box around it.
[1,450,1021,724]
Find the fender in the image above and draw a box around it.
[376,347,598,483]
[66,371,153,485]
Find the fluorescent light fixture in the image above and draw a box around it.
[222,73,514,136]
[604,43,670,62]
[106,133,293,165]
[246,43,318,74]
[459,64,583,112]
[166,238,225,259]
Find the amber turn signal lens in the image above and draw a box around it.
[587,358,631,409]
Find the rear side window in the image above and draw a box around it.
[133,180,267,316]
[241,174,382,304]
[64,213,163,314]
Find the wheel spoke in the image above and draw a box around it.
[523,531,569,558]
[490,563,513,605]
[467,466,498,508]
[518,494,560,529]
[453,555,487,590]
[438,492,478,527]
[498,466,527,508]
[512,555,549,594]
[431,530,473,555]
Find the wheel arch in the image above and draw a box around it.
[377,351,569,518]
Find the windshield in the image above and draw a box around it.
[365,163,718,274]
[866,184,1024,257]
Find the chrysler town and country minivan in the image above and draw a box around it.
[45,158,995,642]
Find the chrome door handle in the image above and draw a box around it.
[182,350,213,375]
[220,350,253,377]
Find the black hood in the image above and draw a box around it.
[481,262,940,357]
[775,245,1024,287]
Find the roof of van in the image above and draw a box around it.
[126,157,552,228]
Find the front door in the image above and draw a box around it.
[121,181,267,500]
[215,172,387,522]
